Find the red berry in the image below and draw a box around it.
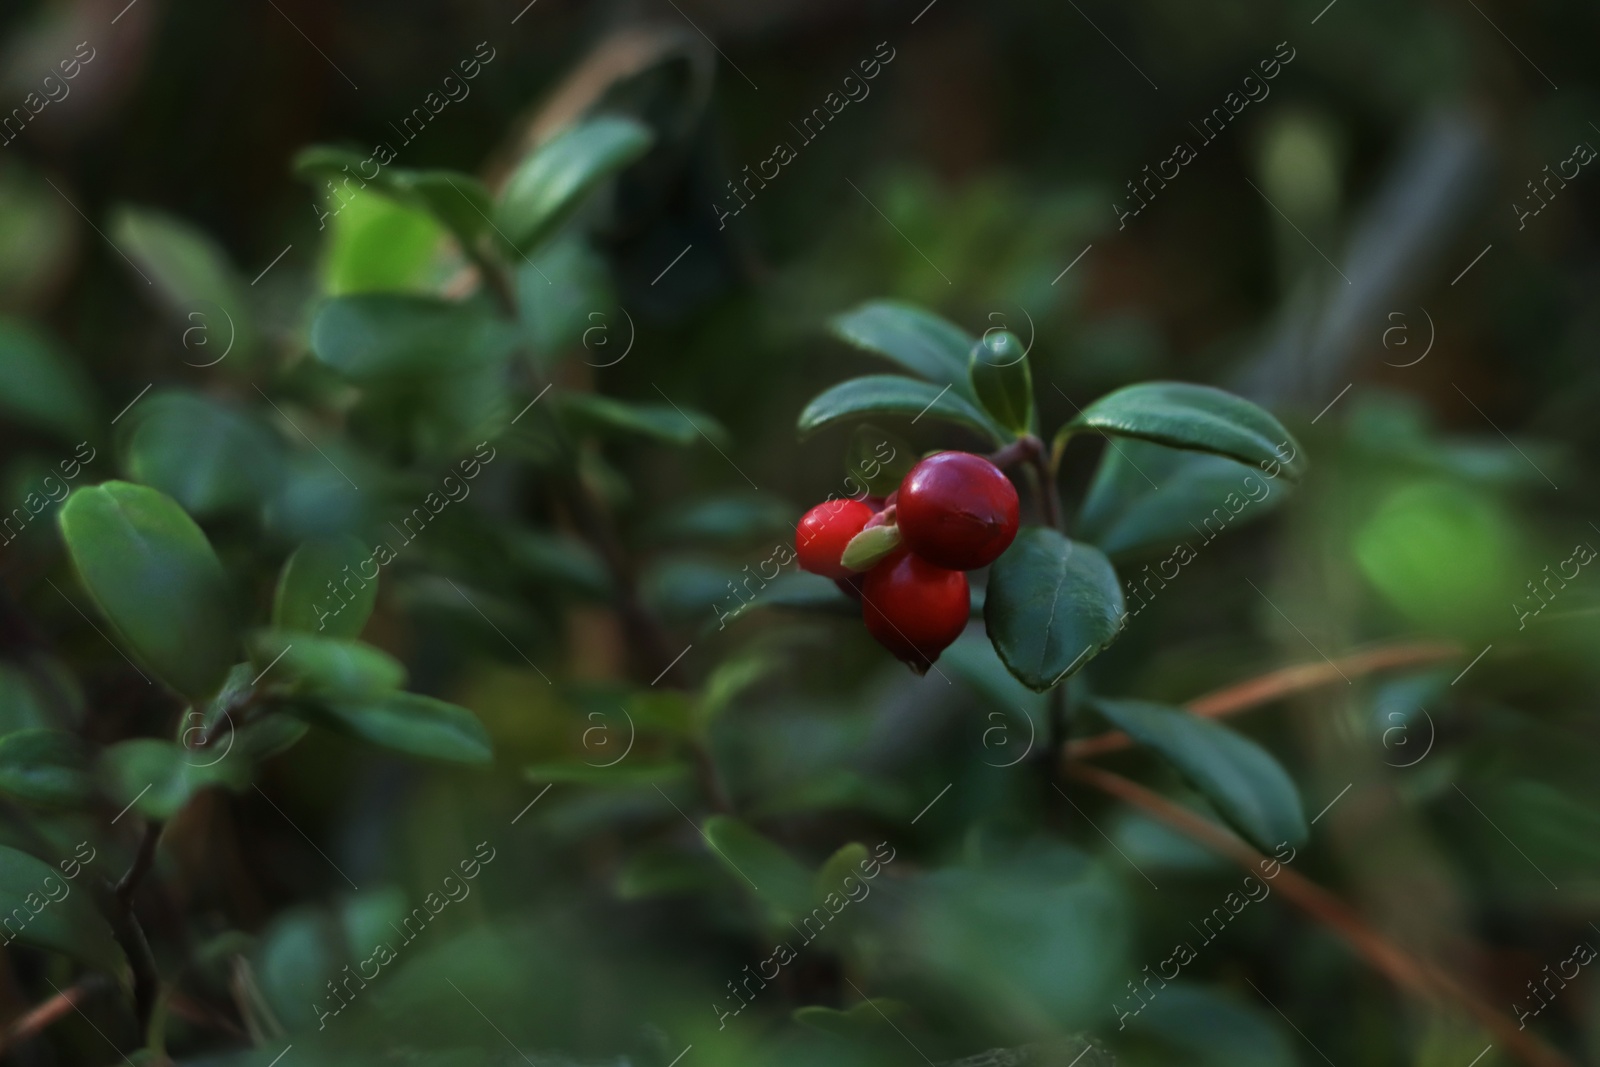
[795,499,874,579]
[860,549,969,671]
[896,452,1020,570]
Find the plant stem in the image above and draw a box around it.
[109,822,164,1041]
[1064,762,1573,1067]
[1065,641,1463,760]
[988,434,1061,530]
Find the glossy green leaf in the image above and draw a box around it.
[1058,382,1304,481]
[125,391,284,517]
[0,843,124,973]
[100,738,250,821]
[247,630,405,698]
[840,522,901,572]
[984,527,1124,691]
[306,692,492,764]
[59,481,239,701]
[0,319,94,440]
[273,537,378,637]
[798,375,1009,444]
[829,300,976,397]
[497,116,654,253]
[309,294,517,380]
[969,330,1034,434]
[110,206,254,361]
[844,424,915,496]
[556,392,726,447]
[1090,697,1308,851]
[0,730,94,808]
[1078,438,1289,557]
[701,815,814,919]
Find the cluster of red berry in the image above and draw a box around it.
[795,451,1020,672]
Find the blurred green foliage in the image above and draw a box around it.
[0,1,1597,1066]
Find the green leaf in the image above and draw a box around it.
[793,999,910,1039]
[0,663,76,734]
[844,424,915,497]
[124,391,284,517]
[295,148,495,257]
[505,531,612,599]
[839,523,901,572]
[556,392,726,447]
[798,375,1009,444]
[190,664,309,766]
[983,527,1124,691]
[696,649,783,733]
[0,319,95,440]
[497,116,654,253]
[899,842,1129,1031]
[1078,438,1289,557]
[393,171,496,251]
[1058,382,1304,481]
[273,537,378,637]
[309,294,517,380]
[650,494,794,546]
[701,815,814,920]
[829,301,976,397]
[1089,697,1308,852]
[110,206,254,361]
[1123,983,1300,1067]
[338,886,409,965]
[59,481,239,701]
[304,692,492,764]
[317,186,446,295]
[969,329,1034,434]
[0,730,94,808]
[0,843,124,973]
[813,842,870,903]
[247,630,405,698]
[100,738,250,821]
[253,908,342,1034]
[616,846,722,900]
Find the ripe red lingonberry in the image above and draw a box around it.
[860,549,969,671]
[795,499,874,579]
[895,451,1020,570]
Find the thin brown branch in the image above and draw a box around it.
[0,975,109,1056]
[1064,761,1573,1067]
[986,434,1059,529]
[1066,641,1463,760]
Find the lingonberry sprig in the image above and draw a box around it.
[795,450,1019,671]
